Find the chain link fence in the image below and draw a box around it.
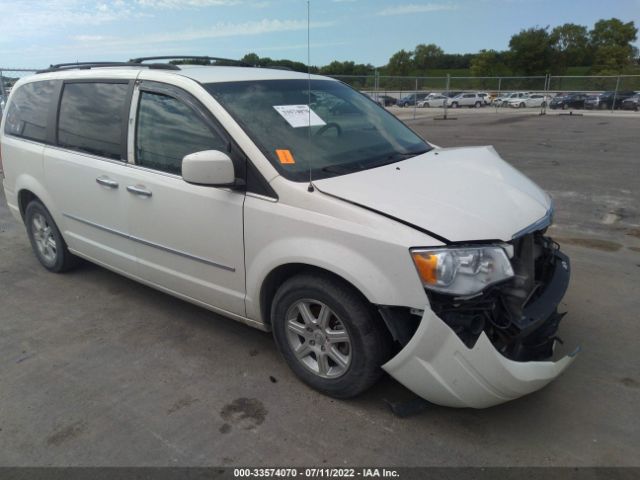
[1,68,639,120]
[331,73,640,120]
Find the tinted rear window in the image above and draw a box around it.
[58,82,129,160]
[3,80,57,142]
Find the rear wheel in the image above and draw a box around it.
[519,102,526,108]
[451,102,458,108]
[474,101,481,108]
[563,103,569,110]
[25,200,80,273]
[271,273,391,398]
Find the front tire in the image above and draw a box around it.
[451,102,458,108]
[271,273,391,398]
[25,200,80,273]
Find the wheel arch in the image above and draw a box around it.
[15,175,59,223]
[17,189,41,220]
[259,263,375,329]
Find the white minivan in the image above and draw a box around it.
[0,58,577,408]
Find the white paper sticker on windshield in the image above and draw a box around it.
[273,105,327,128]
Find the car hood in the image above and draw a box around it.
[314,146,551,243]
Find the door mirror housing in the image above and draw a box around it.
[182,150,236,186]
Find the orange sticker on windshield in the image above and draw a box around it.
[276,149,296,165]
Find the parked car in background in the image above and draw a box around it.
[491,92,512,106]
[477,92,491,105]
[365,93,385,107]
[418,94,448,108]
[447,93,485,108]
[417,92,446,107]
[378,95,397,107]
[549,93,587,110]
[397,93,429,107]
[491,92,511,107]
[506,93,549,108]
[584,91,637,110]
[0,94,7,114]
[493,92,529,107]
[621,93,640,111]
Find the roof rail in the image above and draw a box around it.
[36,61,180,74]
[130,56,252,67]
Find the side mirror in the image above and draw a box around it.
[182,150,236,186]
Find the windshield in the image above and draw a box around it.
[206,80,430,181]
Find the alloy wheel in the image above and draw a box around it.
[31,212,57,264]
[285,299,352,379]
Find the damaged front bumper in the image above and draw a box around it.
[382,309,577,408]
[382,247,578,409]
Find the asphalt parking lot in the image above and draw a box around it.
[0,113,639,467]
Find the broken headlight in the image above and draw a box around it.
[410,246,514,296]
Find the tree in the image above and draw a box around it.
[413,43,444,71]
[241,53,261,65]
[549,23,590,72]
[238,53,318,73]
[386,49,413,76]
[319,60,374,76]
[590,18,638,73]
[470,49,509,77]
[507,27,554,75]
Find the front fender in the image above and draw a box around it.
[243,196,431,323]
[246,237,413,322]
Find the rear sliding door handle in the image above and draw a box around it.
[127,185,153,197]
[96,176,119,188]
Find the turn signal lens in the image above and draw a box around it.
[412,252,438,285]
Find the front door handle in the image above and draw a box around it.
[127,185,153,197]
[96,176,119,188]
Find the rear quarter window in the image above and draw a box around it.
[3,80,57,142]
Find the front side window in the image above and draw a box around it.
[135,91,228,175]
[206,79,429,181]
[4,80,56,142]
[58,82,129,160]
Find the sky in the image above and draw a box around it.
[0,0,638,70]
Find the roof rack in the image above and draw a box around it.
[36,61,180,74]
[130,56,252,67]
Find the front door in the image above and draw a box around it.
[124,81,246,316]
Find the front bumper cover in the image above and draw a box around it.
[382,310,577,408]
[382,250,577,409]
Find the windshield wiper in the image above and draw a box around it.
[321,149,430,175]
[321,164,362,174]
[367,150,430,169]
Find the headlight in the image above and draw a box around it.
[410,246,514,296]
